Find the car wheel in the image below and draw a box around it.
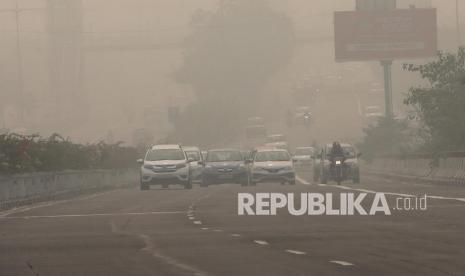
[313,170,319,182]
[140,183,149,191]
[320,172,327,184]
[289,180,296,185]
[353,171,360,184]
[185,179,193,190]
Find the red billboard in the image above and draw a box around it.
[334,9,437,62]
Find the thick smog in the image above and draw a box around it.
[1,1,464,275]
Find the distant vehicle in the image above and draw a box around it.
[247,148,296,186]
[266,134,287,143]
[247,116,265,126]
[200,149,248,187]
[315,143,361,184]
[292,106,313,126]
[138,144,194,190]
[265,142,289,151]
[364,105,383,119]
[266,134,289,150]
[292,147,315,166]
[183,146,203,182]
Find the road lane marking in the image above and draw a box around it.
[254,240,269,245]
[0,211,184,220]
[318,184,465,203]
[193,221,202,225]
[213,229,223,232]
[296,176,311,185]
[0,190,118,217]
[285,250,307,255]
[110,222,208,276]
[189,217,195,220]
[330,260,354,266]
[201,227,209,230]
[231,234,241,237]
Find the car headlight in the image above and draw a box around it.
[176,163,187,169]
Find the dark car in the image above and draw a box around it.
[201,149,249,187]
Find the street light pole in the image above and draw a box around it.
[14,0,24,124]
[456,0,462,47]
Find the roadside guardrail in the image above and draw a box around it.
[0,169,138,210]
[367,152,465,185]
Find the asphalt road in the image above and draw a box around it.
[1,168,465,276]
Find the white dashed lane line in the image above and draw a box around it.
[296,176,311,185]
[254,240,269,246]
[330,260,354,266]
[200,228,209,230]
[188,217,195,220]
[193,221,202,225]
[213,229,223,232]
[285,250,307,255]
[0,211,184,220]
[231,234,241,237]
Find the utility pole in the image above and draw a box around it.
[456,0,462,47]
[14,0,24,124]
[356,0,396,118]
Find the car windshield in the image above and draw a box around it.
[207,151,243,162]
[145,149,185,161]
[295,148,314,156]
[185,151,200,161]
[255,151,290,162]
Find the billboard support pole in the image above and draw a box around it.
[381,60,393,118]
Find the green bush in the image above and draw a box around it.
[0,133,139,175]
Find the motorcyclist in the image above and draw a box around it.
[330,142,344,159]
[329,142,346,171]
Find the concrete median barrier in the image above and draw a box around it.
[367,152,465,186]
[0,169,138,210]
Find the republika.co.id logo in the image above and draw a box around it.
[238,193,427,216]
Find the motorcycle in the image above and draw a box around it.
[331,156,345,185]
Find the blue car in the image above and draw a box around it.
[201,149,249,187]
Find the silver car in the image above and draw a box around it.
[248,148,296,185]
[138,144,194,190]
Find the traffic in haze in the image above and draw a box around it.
[1,0,465,275]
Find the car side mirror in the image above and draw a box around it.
[137,159,144,164]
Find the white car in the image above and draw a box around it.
[248,148,296,185]
[183,146,203,182]
[138,144,193,190]
[292,147,315,166]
